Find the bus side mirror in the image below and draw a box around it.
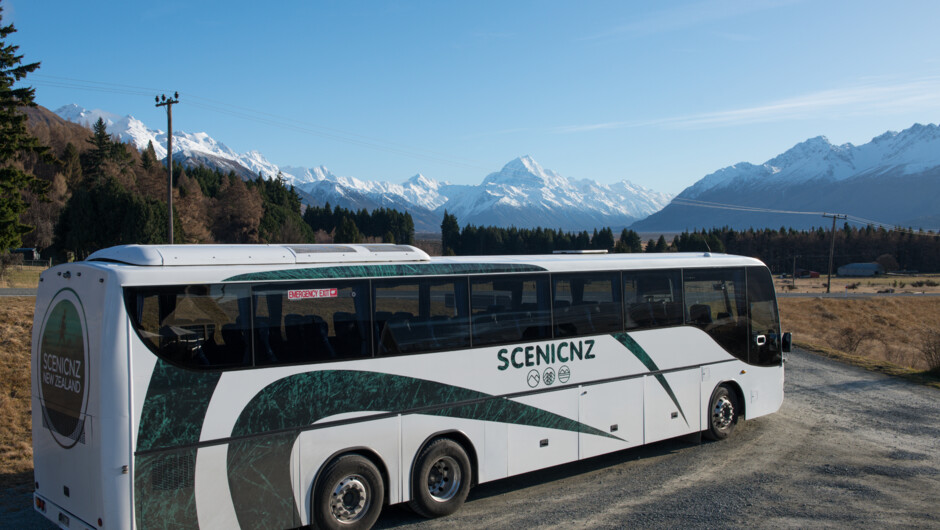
[781,332,792,353]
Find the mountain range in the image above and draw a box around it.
[634,123,940,231]
[55,104,940,233]
[54,105,672,232]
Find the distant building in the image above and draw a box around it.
[795,268,820,278]
[10,247,39,260]
[837,262,885,277]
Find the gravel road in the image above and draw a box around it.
[6,347,938,528]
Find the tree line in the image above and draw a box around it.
[441,212,940,273]
[303,203,414,245]
[440,211,644,255]
[670,226,940,274]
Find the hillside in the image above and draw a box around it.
[633,124,940,231]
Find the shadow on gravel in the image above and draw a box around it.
[0,471,47,528]
[0,471,33,492]
[375,433,704,528]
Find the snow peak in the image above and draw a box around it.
[496,339,595,371]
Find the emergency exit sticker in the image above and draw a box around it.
[287,288,338,300]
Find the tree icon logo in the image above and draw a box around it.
[543,367,556,386]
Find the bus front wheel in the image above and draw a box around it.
[313,454,384,530]
[704,384,738,441]
[408,438,472,518]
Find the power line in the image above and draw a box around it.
[671,197,940,237]
[671,197,827,216]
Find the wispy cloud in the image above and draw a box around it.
[553,77,940,133]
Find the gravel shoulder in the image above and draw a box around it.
[6,347,939,528]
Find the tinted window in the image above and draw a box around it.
[373,278,470,355]
[252,281,371,364]
[126,284,252,369]
[553,272,623,337]
[683,268,748,360]
[624,270,684,330]
[747,266,782,366]
[471,275,551,346]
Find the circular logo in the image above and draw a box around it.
[526,369,541,388]
[543,367,556,386]
[558,365,571,383]
[37,290,90,448]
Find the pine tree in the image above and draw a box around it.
[654,234,668,252]
[0,7,49,249]
[334,216,362,244]
[441,210,460,255]
[141,140,157,170]
[62,142,82,187]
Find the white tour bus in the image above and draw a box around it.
[32,244,789,530]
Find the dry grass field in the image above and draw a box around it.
[774,273,940,295]
[0,297,35,487]
[779,297,940,374]
[0,266,45,289]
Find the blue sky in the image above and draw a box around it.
[8,0,940,194]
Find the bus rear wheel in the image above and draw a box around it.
[313,454,384,530]
[704,385,738,441]
[408,438,472,519]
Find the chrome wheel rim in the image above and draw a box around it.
[712,395,735,431]
[329,475,371,523]
[427,456,462,502]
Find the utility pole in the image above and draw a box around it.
[155,92,179,244]
[792,255,800,288]
[823,213,847,293]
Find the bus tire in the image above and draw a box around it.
[704,384,738,441]
[408,438,472,518]
[313,454,384,530]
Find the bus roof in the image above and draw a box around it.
[86,244,431,266]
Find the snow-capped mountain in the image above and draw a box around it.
[281,156,671,231]
[54,104,672,231]
[633,123,940,231]
[54,104,281,180]
[440,156,671,229]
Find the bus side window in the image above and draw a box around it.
[471,275,550,347]
[624,270,683,331]
[683,268,748,361]
[553,272,622,337]
[253,281,370,365]
[373,278,470,356]
[126,284,253,370]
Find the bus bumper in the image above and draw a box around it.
[33,492,96,530]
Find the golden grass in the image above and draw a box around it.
[0,297,36,486]
[0,265,44,288]
[779,297,940,373]
[774,273,940,295]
